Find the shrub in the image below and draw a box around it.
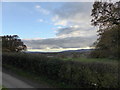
[2,52,119,88]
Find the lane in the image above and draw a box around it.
[2,71,34,88]
[2,68,52,88]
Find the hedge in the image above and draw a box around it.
[2,52,119,88]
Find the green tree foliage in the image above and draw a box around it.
[1,35,27,52]
[91,1,120,27]
[91,1,120,58]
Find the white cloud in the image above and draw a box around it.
[23,2,98,51]
[57,26,63,29]
[56,26,97,38]
[35,5,49,15]
[51,2,97,38]
[23,38,42,40]
[52,15,68,26]
[54,19,68,26]
[35,5,41,8]
[27,47,91,52]
[37,19,44,22]
[52,15,59,22]
[23,36,97,50]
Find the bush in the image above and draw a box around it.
[2,52,119,88]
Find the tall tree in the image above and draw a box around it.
[91,1,120,28]
[2,35,27,52]
[91,1,120,58]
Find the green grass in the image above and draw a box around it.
[0,85,8,90]
[63,57,118,63]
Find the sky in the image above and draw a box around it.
[2,2,99,52]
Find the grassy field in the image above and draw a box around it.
[63,57,118,64]
[2,52,119,88]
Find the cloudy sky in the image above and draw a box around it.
[2,2,99,52]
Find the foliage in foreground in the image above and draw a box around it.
[2,52,119,88]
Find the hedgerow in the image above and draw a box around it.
[2,52,119,88]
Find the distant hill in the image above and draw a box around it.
[61,49,94,53]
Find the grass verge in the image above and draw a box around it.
[0,86,8,90]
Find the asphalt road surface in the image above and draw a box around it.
[2,72,33,88]
[2,68,51,88]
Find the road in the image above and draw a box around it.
[2,72,33,88]
[2,68,51,88]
